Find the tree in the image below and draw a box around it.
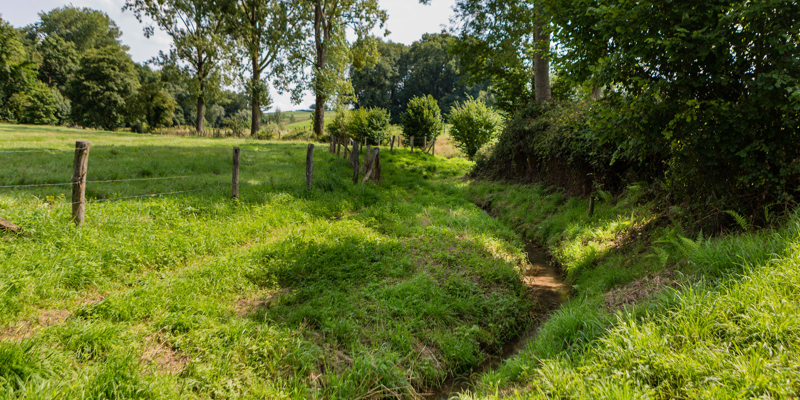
[33,6,123,52]
[550,0,800,211]
[401,95,443,146]
[448,96,502,159]
[37,34,78,93]
[399,33,482,115]
[451,0,551,111]
[0,17,37,122]
[350,39,408,122]
[124,0,234,136]
[69,46,138,130]
[227,0,304,136]
[129,83,176,130]
[303,0,388,137]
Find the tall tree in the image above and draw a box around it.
[124,0,233,135]
[304,0,387,137]
[32,6,123,52]
[227,0,304,136]
[37,34,78,93]
[69,46,139,130]
[0,18,37,122]
[350,39,408,122]
[451,0,551,110]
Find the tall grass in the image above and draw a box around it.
[0,123,533,398]
[464,180,800,398]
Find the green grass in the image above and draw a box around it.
[462,181,800,399]
[0,123,532,399]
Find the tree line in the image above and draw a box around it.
[458,0,800,223]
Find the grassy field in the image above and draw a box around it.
[462,182,800,398]
[0,124,531,399]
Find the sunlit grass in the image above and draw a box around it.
[0,123,532,399]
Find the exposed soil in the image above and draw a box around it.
[423,242,570,399]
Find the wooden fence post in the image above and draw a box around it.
[336,137,342,156]
[390,136,395,153]
[352,142,360,184]
[232,147,240,199]
[588,195,595,217]
[306,143,315,190]
[424,136,427,150]
[362,148,381,184]
[1,217,22,232]
[432,139,435,156]
[71,140,91,226]
[363,145,372,172]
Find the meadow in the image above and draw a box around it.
[0,124,529,399]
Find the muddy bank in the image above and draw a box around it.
[424,242,570,399]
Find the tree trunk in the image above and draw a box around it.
[251,61,261,136]
[591,85,604,100]
[313,0,328,138]
[534,20,552,103]
[196,95,205,136]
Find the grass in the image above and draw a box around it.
[461,181,800,399]
[0,123,532,399]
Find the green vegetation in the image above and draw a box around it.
[0,124,531,398]
[462,181,800,398]
[448,97,502,160]
[328,107,390,145]
[401,95,443,147]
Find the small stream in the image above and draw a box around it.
[424,242,570,399]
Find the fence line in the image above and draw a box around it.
[0,147,89,154]
[0,175,207,190]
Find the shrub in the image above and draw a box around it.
[327,108,390,145]
[348,107,390,145]
[327,109,350,139]
[401,95,443,147]
[448,97,502,159]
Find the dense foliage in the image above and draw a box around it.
[351,34,492,122]
[448,96,502,159]
[473,0,800,221]
[401,95,444,146]
[327,107,390,145]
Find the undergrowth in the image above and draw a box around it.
[464,180,800,398]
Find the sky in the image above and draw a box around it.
[1,0,458,111]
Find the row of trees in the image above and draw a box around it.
[0,7,256,131]
[462,0,800,218]
[349,34,492,123]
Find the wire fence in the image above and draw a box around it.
[0,147,89,154]
[0,176,204,189]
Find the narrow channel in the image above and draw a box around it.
[424,242,570,399]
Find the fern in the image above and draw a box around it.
[724,210,751,231]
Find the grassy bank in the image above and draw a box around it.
[464,181,800,398]
[0,124,531,398]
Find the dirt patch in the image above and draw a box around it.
[236,289,290,317]
[604,268,682,311]
[0,309,70,342]
[141,335,189,374]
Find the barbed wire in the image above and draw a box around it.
[0,175,219,190]
[0,147,89,154]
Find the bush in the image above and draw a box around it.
[327,108,390,145]
[448,97,502,159]
[10,80,60,125]
[401,95,443,147]
[327,110,350,139]
[349,107,390,145]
